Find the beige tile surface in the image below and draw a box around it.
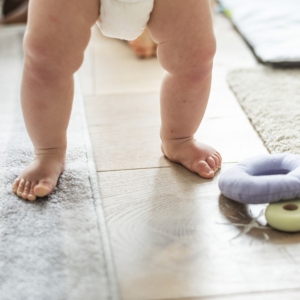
[196,115,268,163]
[84,91,267,171]
[78,26,164,96]
[213,13,258,70]
[178,290,300,300]
[99,166,300,300]
[84,93,171,171]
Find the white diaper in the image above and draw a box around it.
[97,0,154,41]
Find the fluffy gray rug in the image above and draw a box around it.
[227,67,300,154]
[0,26,119,300]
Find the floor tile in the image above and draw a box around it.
[79,26,164,96]
[100,166,300,300]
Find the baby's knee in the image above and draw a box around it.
[23,32,84,81]
[158,37,216,80]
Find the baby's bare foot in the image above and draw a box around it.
[12,148,66,201]
[162,138,222,179]
[128,28,157,58]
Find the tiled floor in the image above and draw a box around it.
[78,10,299,300]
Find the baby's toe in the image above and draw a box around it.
[17,178,26,196]
[193,160,214,179]
[27,182,37,201]
[21,181,31,200]
[206,156,217,171]
[34,179,53,197]
[12,177,21,193]
[212,154,221,169]
[215,152,222,165]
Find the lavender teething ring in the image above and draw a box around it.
[219,153,300,204]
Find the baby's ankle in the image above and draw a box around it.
[161,135,194,157]
[34,146,67,158]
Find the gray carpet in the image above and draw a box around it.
[227,67,300,154]
[0,26,119,300]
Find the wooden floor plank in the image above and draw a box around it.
[84,92,171,171]
[168,289,300,300]
[99,166,300,300]
[78,26,164,96]
[84,90,267,171]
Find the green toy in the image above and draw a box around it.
[266,200,300,232]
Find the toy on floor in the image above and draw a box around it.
[219,153,300,232]
[219,153,300,204]
[265,200,300,232]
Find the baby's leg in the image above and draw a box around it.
[12,0,99,200]
[147,0,221,178]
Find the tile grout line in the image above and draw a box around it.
[149,286,300,300]
[95,161,238,173]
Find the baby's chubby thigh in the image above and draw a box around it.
[148,0,216,78]
[24,0,100,76]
